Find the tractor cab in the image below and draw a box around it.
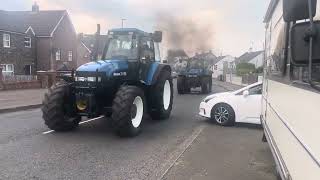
[177,58,212,94]
[186,58,211,76]
[76,28,163,85]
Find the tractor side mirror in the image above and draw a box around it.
[283,0,317,22]
[153,31,162,42]
[243,90,249,97]
[290,21,320,65]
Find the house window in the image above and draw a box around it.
[68,51,73,61]
[3,33,10,48]
[0,64,14,75]
[56,49,61,61]
[24,37,31,48]
[214,65,218,70]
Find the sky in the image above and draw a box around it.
[1,0,270,57]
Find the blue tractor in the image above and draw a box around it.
[42,28,173,137]
[177,58,212,94]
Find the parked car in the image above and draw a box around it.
[199,82,262,126]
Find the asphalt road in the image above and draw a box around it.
[0,81,276,180]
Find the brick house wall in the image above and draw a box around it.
[36,37,52,71]
[36,15,78,71]
[77,43,91,67]
[0,31,36,75]
[52,15,77,70]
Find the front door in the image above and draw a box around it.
[238,84,263,123]
[24,65,31,75]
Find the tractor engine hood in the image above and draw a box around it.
[76,60,129,78]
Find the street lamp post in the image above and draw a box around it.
[121,18,126,28]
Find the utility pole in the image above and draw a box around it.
[121,18,126,28]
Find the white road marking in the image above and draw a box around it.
[42,116,104,135]
[151,125,205,180]
[42,130,54,135]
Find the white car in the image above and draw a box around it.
[199,82,262,126]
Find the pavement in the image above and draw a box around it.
[0,89,46,113]
[0,80,276,180]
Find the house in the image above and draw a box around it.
[78,33,108,64]
[236,51,264,68]
[212,55,235,78]
[0,3,78,75]
[194,50,217,66]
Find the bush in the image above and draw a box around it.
[236,63,256,76]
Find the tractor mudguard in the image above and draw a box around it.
[147,63,171,85]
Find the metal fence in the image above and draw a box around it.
[2,75,38,82]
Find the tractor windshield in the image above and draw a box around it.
[104,34,138,60]
[188,60,203,69]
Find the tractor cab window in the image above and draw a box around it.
[189,60,203,69]
[104,34,138,60]
[154,42,161,62]
[140,37,155,62]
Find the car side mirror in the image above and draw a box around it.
[290,21,320,65]
[283,0,317,22]
[243,90,249,97]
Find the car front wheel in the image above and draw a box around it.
[211,103,235,126]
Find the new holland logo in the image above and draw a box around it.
[113,72,127,76]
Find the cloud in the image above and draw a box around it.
[20,0,268,56]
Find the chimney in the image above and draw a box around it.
[32,2,39,12]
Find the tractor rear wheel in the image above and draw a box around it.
[201,78,210,94]
[111,86,145,137]
[42,81,80,132]
[209,77,212,93]
[150,70,173,120]
[177,76,185,94]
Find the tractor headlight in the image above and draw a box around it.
[75,76,102,82]
[76,99,88,111]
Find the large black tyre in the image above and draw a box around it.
[177,76,185,94]
[201,77,210,94]
[209,78,212,93]
[150,70,173,120]
[211,103,235,126]
[111,86,145,137]
[42,81,80,132]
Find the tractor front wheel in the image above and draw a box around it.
[111,86,145,137]
[150,70,173,120]
[42,81,80,132]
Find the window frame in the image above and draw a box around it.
[68,51,73,61]
[56,49,61,61]
[0,64,14,73]
[3,33,10,48]
[24,37,31,48]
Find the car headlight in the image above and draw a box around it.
[75,76,101,82]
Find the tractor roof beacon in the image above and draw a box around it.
[42,28,173,137]
[177,58,213,94]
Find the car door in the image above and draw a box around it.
[239,84,263,124]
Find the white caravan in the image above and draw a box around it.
[263,0,320,180]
